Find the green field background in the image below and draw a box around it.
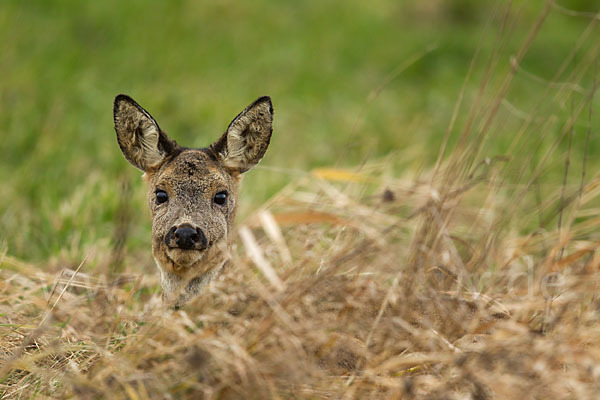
[0,0,598,262]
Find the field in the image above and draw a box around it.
[2,0,600,398]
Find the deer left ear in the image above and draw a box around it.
[114,94,177,171]
[211,96,273,173]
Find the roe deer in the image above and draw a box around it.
[113,95,273,306]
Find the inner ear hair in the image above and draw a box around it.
[114,95,177,171]
[213,96,273,173]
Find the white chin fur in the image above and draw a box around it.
[166,248,204,267]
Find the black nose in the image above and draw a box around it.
[173,225,207,250]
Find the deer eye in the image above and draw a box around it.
[213,191,227,205]
[155,190,169,204]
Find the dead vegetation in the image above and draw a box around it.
[2,156,600,398]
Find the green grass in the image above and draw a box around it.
[0,0,598,263]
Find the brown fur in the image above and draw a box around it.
[114,94,273,306]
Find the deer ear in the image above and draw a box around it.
[113,95,177,171]
[210,96,273,173]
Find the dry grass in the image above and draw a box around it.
[3,156,600,398]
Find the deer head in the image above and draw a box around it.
[114,94,273,306]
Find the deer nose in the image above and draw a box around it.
[171,225,207,250]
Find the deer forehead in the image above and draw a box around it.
[150,150,236,195]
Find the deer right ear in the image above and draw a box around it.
[113,95,177,171]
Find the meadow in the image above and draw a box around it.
[1,0,600,398]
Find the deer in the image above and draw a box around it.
[113,94,273,307]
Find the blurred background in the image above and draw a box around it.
[0,0,598,265]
